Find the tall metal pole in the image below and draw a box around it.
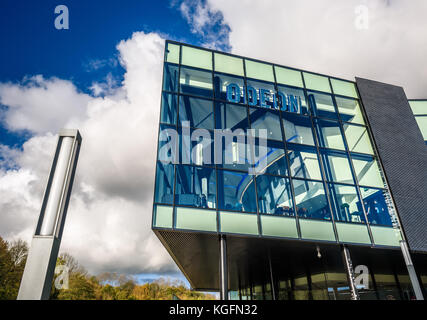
[219,235,228,300]
[17,129,82,300]
[268,250,276,300]
[341,245,360,300]
[400,240,424,300]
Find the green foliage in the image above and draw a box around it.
[0,236,216,300]
[0,236,28,300]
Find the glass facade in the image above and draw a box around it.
[409,100,427,144]
[154,41,401,246]
[153,41,417,301]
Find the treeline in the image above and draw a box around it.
[0,236,216,300]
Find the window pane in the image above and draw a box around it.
[321,150,354,184]
[256,175,294,216]
[154,161,174,204]
[308,91,338,119]
[282,113,315,146]
[314,119,345,151]
[303,73,331,93]
[293,179,331,220]
[217,170,257,212]
[214,73,245,103]
[274,66,303,88]
[160,92,177,125]
[181,45,212,70]
[415,116,427,139]
[158,124,178,164]
[327,183,365,223]
[245,60,274,82]
[351,155,385,188]
[343,124,374,155]
[165,43,180,64]
[179,66,213,98]
[216,134,251,172]
[179,128,214,166]
[336,97,365,125]
[214,53,244,76]
[175,165,216,209]
[253,140,288,177]
[249,108,283,141]
[246,79,276,108]
[163,63,179,92]
[277,85,308,115]
[409,100,427,115]
[360,187,394,226]
[330,79,358,98]
[179,96,214,129]
[215,102,249,130]
[287,144,322,180]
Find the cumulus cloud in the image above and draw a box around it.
[201,0,427,98]
[176,0,230,50]
[0,32,176,275]
[0,76,91,134]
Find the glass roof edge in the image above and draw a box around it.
[164,40,356,84]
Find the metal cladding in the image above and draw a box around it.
[356,77,427,253]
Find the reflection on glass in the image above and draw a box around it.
[256,175,294,216]
[282,113,315,145]
[288,144,322,180]
[249,108,282,141]
[215,102,249,130]
[328,183,365,223]
[178,128,214,166]
[163,63,179,92]
[308,92,337,119]
[214,73,245,103]
[351,154,385,188]
[293,179,331,220]
[179,66,213,98]
[321,150,354,184]
[314,119,346,151]
[217,169,257,212]
[160,92,177,125]
[175,165,216,208]
[246,79,276,108]
[360,188,394,226]
[336,97,365,124]
[277,85,308,115]
[179,96,214,129]
[154,161,174,204]
[342,124,374,154]
[255,140,288,176]
[217,136,251,172]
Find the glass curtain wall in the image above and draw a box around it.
[154,41,400,242]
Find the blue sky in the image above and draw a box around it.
[0,0,228,149]
[0,0,228,288]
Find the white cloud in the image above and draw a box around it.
[0,32,177,275]
[0,76,91,134]
[202,0,427,98]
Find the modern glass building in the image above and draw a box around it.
[152,40,427,300]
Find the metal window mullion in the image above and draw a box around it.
[330,77,375,245]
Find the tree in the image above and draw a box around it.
[0,236,28,300]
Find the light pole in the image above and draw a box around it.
[17,129,82,300]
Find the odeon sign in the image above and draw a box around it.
[226,83,303,114]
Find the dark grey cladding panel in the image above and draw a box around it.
[356,77,427,253]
